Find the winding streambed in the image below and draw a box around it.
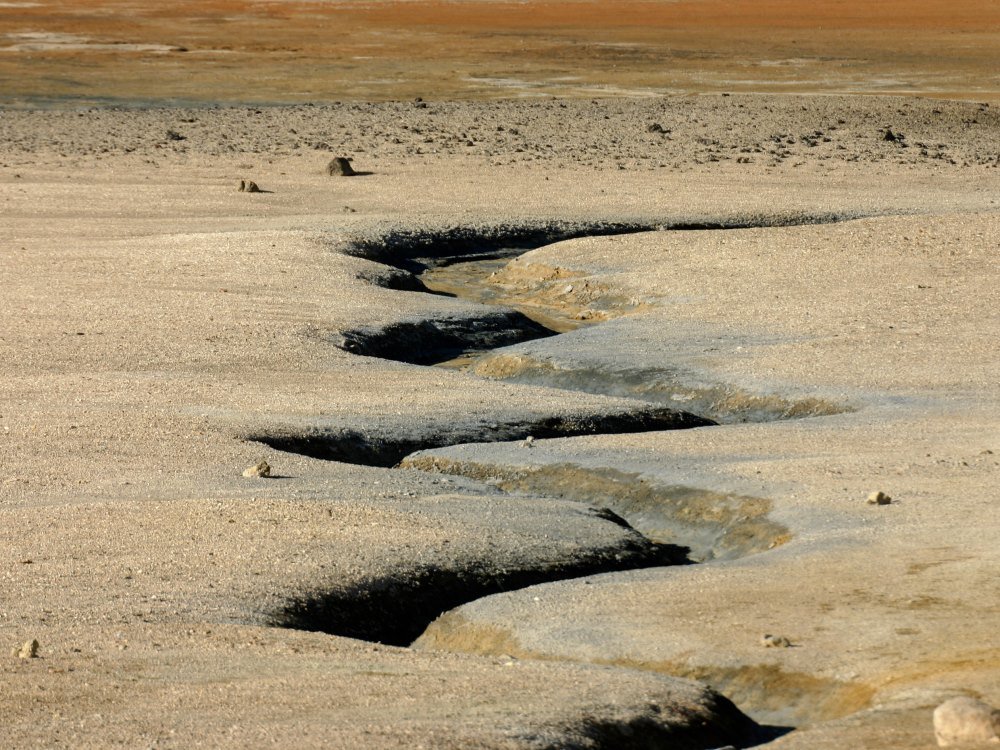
[256,218,870,734]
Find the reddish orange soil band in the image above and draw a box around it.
[2,0,998,105]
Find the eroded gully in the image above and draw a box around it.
[251,217,870,735]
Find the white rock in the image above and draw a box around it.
[933,696,1000,746]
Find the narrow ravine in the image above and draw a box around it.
[272,539,691,646]
[251,218,876,737]
[252,218,858,631]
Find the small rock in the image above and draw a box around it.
[883,128,905,143]
[327,157,357,176]
[647,122,666,133]
[237,179,246,192]
[933,696,1000,746]
[13,639,39,659]
[243,461,271,478]
[761,634,791,648]
[243,180,262,193]
[522,436,535,449]
[165,129,186,141]
[868,490,892,505]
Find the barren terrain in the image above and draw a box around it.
[1,0,999,105]
[1,12,999,745]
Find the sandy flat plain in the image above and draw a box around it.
[1,93,998,747]
[1,2,1000,747]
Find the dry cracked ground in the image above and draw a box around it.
[1,95,998,748]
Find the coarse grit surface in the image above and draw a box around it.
[1,95,998,748]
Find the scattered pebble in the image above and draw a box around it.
[868,490,892,505]
[12,639,39,659]
[522,435,534,449]
[761,634,792,648]
[243,460,272,478]
[933,696,1000,747]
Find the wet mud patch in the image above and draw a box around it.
[422,256,650,336]
[472,352,848,424]
[401,457,790,562]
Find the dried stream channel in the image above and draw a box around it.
[262,228,721,643]
[410,244,796,562]
[257,221,865,735]
[258,221,856,640]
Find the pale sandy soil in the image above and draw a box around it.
[1,95,998,747]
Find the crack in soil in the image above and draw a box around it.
[249,218,876,734]
[250,218,842,614]
[250,407,712,469]
[270,540,691,647]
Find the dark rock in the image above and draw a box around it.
[327,157,357,177]
[867,490,892,505]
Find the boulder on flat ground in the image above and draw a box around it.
[327,156,357,176]
[934,697,1000,747]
